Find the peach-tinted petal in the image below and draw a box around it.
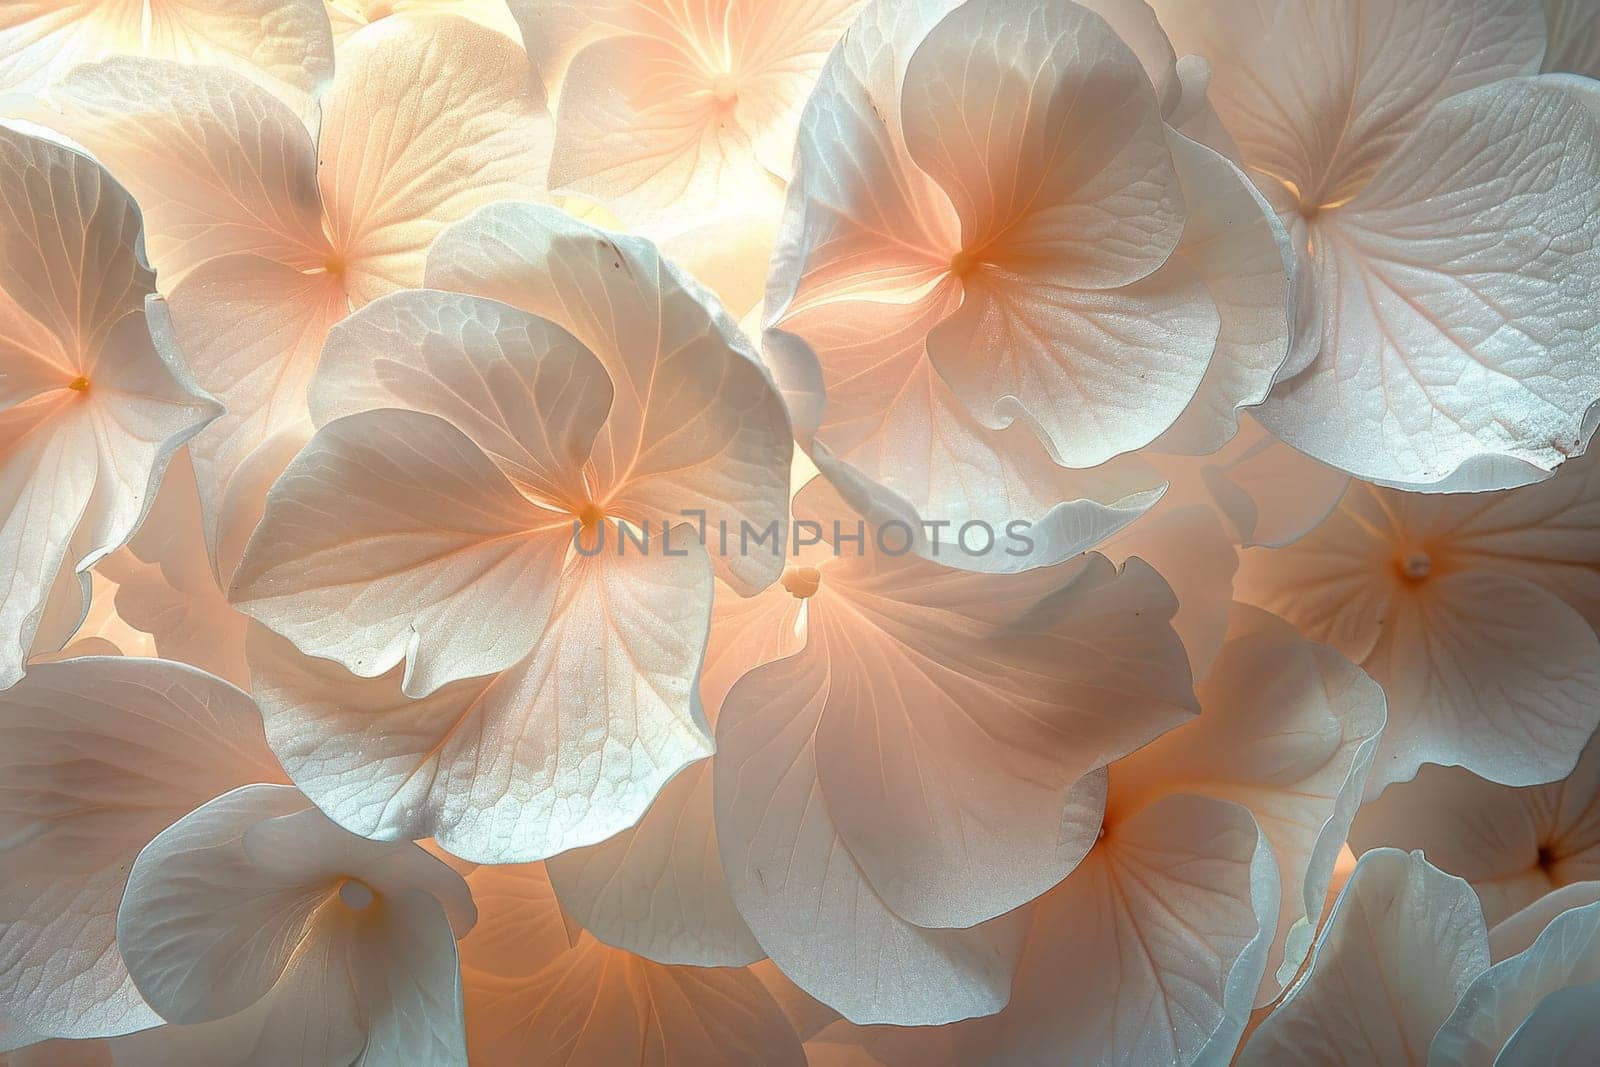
[143,0,336,95]
[325,0,523,45]
[0,659,286,1039]
[906,1,1217,467]
[427,202,792,594]
[901,0,1183,291]
[0,125,217,688]
[1492,883,1600,962]
[161,256,347,565]
[1152,0,1543,209]
[1103,503,1238,680]
[984,793,1275,1066]
[1359,570,1600,790]
[231,408,573,696]
[1238,849,1489,1066]
[316,14,551,306]
[1256,76,1600,490]
[116,784,471,1064]
[247,536,716,864]
[1237,480,1600,791]
[542,575,800,968]
[20,60,329,285]
[0,0,334,96]
[1151,132,1295,455]
[1194,414,1349,549]
[1545,0,1600,77]
[1433,899,1600,1065]
[99,455,250,684]
[1113,605,1386,1002]
[713,644,1031,1025]
[549,35,782,228]
[460,863,804,1066]
[801,545,1193,930]
[308,289,614,511]
[1349,731,1600,927]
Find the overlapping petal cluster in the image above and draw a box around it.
[1,1,1599,1065]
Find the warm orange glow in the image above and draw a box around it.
[67,375,90,393]
[780,565,822,599]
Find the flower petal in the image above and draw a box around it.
[1360,570,1600,790]
[1433,899,1600,1065]
[1349,731,1600,927]
[427,202,792,593]
[232,407,571,695]
[1545,0,1600,77]
[985,794,1275,1066]
[1113,605,1385,1002]
[1151,131,1294,455]
[0,0,334,96]
[0,659,285,1039]
[248,538,716,864]
[714,646,1030,1025]
[308,288,613,510]
[1151,0,1544,207]
[460,863,804,1066]
[316,13,551,305]
[161,255,347,566]
[19,59,328,284]
[810,549,1195,929]
[1492,883,1600,961]
[1238,849,1489,1066]
[1256,76,1600,490]
[116,784,470,1063]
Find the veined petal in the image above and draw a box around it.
[1151,131,1295,455]
[1256,76,1600,490]
[1113,605,1386,1002]
[0,659,286,1039]
[231,408,572,696]
[983,794,1276,1066]
[715,647,1031,1026]
[1491,883,1600,961]
[1238,849,1490,1066]
[1151,0,1544,208]
[1432,900,1600,1065]
[116,784,471,1065]
[1545,0,1600,77]
[807,546,1194,929]
[0,126,217,688]
[316,14,551,306]
[309,288,613,510]
[460,863,804,1066]
[325,0,523,45]
[247,539,715,864]
[901,0,1184,289]
[162,255,348,567]
[1349,731,1600,928]
[17,59,328,284]
[142,0,335,95]
[427,202,792,593]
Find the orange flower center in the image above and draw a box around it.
[1396,550,1432,582]
[780,565,822,599]
[710,73,739,108]
[67,375,91,393]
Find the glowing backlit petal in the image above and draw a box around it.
[231,408,576,696]
[1114,605,1386,1001]
[1237,480,1600,791]
[0,0,334,96]
[1433,899,1600,1065]
[459,862,804,1065]
[1349,731,1600,927]
[116,784,473,1064]
[1238,849,1489,1066]
[0,659,286,1039]
[316,14,551,305]
[0,124,217,689]
[427,202,793,594]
